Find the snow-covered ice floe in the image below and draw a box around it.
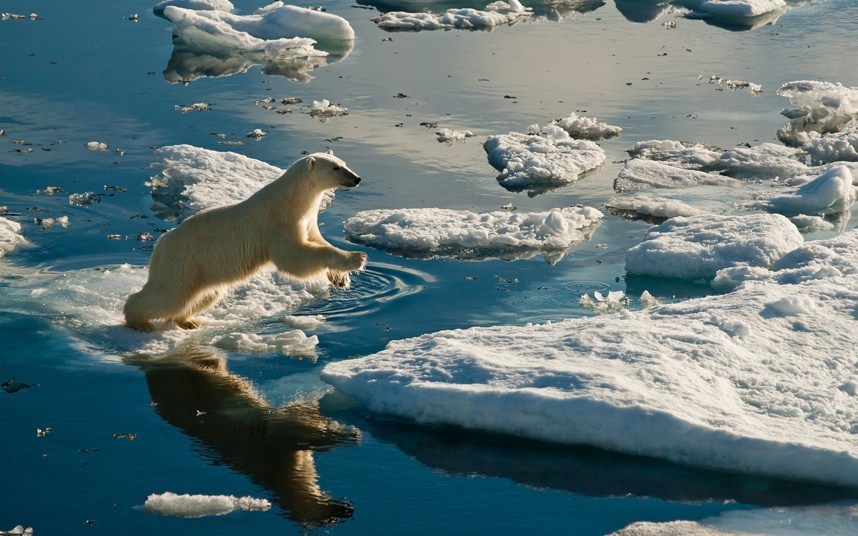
[776,80,858,147]
[436,127,475,144]
[309,99,348,120]
[683,0,786,31]
[605,193,703,220]
[143,492,270,518]
[322,230,858,487]
[625,213,803,281]
[552,112,621,140]
[372,0,531,31]
[0,217,26,258]
[211,330,319,358]
[753,165,856,217]
[345,206,602,264]
[485,124,606,195]
[614,159,739,191]
[806,130,858,164]
[157,1,354,83]
[153,0,235,16]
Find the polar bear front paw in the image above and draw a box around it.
[328,270,351,289]
[347,251,367,271]
[176,318,203,330]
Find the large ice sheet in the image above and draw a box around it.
[344,206,602,263]
[485,125,606,195]
[0,217,26,258]
[322,233,858,486]
[372,0,531,31]
[625,214,803,280]
[776,80,858,146]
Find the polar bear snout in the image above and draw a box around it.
[340,170,361,188]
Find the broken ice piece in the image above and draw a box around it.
[246,129,267,140]
[86,141,109,151]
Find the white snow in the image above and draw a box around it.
[609,520,737,536]
[373,0,531,31]
[754,165,856,217]
[345,206,602,263]
[153,0,234,17]
[321,231,858,487]
[578,290,629,313]
[776,80,858,146]
[484,125,606,194]
[692,0,785,18]
[283,314,326,330]
[253,2,356,43]
[149,144,285,221]
[143,492,270,518]
[606,194,703,219]
[210,330,318,358]
[806,130,858,163]
[718,142,806,179]
[627,140,722,170]
[0,217,26,258]
[552,112,622,140]
[614,159,738,191]
[625,214,803,280]
[436,128,476,143]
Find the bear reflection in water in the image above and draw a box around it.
[130,347,358,526]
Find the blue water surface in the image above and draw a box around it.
[2,0,857,534]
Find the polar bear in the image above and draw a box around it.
[124,152,366,332]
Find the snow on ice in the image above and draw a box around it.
[776,80,858,146]
[211,330,319,359]
[552,112,622,140]
[143,492,270,518]
[753,165,856,217]
[372,0,531,32]
[345,206,602,263]
[625,213,803,281]
[0,217,26,258]
[322,229,858,487]
[485,124,606,195]
[605,194,703,219]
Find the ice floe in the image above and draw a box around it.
[605,194,703,220]
[345,206,602,263]
[776,80,858,146]
[322,229,858,486]
[627,140,723,170]
[210,330,319,358]
[309,99,349,120]
[806,130,858,164]
[372,0,531,31]
[158,2,354,83]
[625,213,803,280]
[690,0,785,19]
[153,0,234,17]
[614,159,739,191]
[436,128,476,144]
[143,492,270,518]
[0,217,26,258]
[552,112,621,140]
[753,165,856,217]
[485,125,606,195]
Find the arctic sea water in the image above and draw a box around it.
[1,0,857,534]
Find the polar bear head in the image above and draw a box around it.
[303,151,362,190]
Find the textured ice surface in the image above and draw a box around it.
[625,214,803,280]
[143,492,271,518]
[0,217,26,258]
[614,159,738,191]
[485,125,606,194]
[322,232,858,486]
[627,140,723,170]
[210,330,319,358]
[153,0,234,16]
[692,0,785,18]
[776,80,858,146]
[806,130,858,163]
[754,165,856,217]
[345,206,602,263]
[552,112,622,140]
[373,0,531,31]
[605,194,703,219]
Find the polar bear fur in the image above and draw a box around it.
[124,152,366,332]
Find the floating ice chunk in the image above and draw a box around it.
[579,290,628,313]
[485,126,606,195]
[86,141,109,151]
[788,214,835,233]
[283,314,326,330]
[606,194,703,219]
[713,229,858,290]
[38,216,69,230]
[693,0,785,18]
[345,206,602,263]
[175,102,211,113]
[436,128,476,144]
[373,0,531,31]
[552,112,621,140]
[309,99,348,120]
[776,80,858,146]
[246,128,267,140]
[625,213,803,280]
[754,165,856,217]
[718,142,806,179]
[609,520,736,535]
[253,2,356,43]
[153,0,234,17]
[322,264,858,487]
[806,130,858,163]
[639,290,661,308]
[211,330,318,358]
[150,144,289,221]
[0,527,34,536]
[0,217,26,258]
[627,140,722,170]
[613,159,738,191]
[143,492,270,518]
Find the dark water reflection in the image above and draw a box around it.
[130,348,358,526]
[324,397,858,508]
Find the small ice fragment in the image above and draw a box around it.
[175,102,211,113]
[310,99,348,120]
[69,192,101,206]
[37,186,64,195]
[143,492,271,518]
[246,128,267,140]
[86,141,109,151]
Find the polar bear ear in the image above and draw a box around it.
[326,149,334,155]
[306,156,316,171]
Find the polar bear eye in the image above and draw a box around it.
[333,165,342,171]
